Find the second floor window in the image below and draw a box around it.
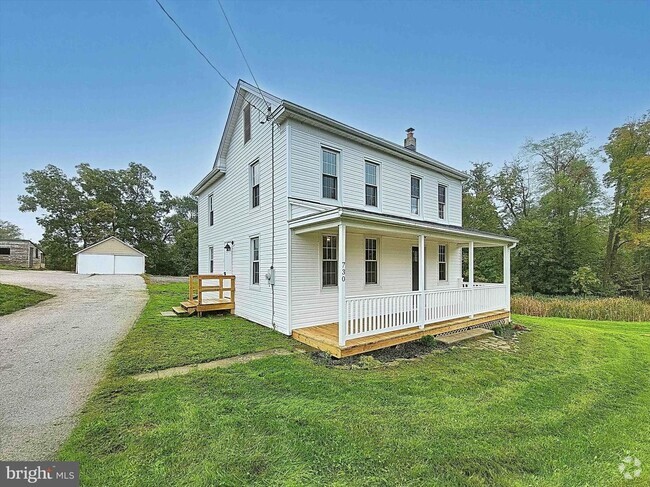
[322,148,338,200]
[243,102,251,143]
[438,184,447,219]
[251,237,260,285]
[438,245,447,281]
[411,176,421,215]
[250,161,260,208]
[322,235,338,286]
[208,194,214,226]
[365,162,378,207]
[365,238,378,284]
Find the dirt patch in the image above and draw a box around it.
[311,338,447,368]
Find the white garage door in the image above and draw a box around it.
[77,254,115,274]
[114,255,144,274]
[77,254,144,274]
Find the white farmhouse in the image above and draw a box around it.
[191,81,517,357]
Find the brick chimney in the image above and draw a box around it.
[404,128,416,151]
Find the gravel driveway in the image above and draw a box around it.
[0,270,147,460]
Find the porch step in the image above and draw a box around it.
[436,327,493,345]
[172,306,188,316]
[180,300,198,309]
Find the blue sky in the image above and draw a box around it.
[1,0,648,241]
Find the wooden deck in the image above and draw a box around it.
[172,274,235,316]
[292,310,510,358]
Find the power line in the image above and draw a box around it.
[154,0,269,119]
[216,0,270,111]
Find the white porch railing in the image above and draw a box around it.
[344,283,507,343]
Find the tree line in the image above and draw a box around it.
[16,162,197,275]
[464,112,649,297]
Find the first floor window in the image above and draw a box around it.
[208,246,214,273]
[250,161,260,208]
[322,235,338,286]
[365,238,378,284]
[438,184,447,219]
[411,176,421,214]
[322,148,338,200]
[0,247,10,255]
[438,245,447,281]
[251,237,260,285]
[365,161,378,207]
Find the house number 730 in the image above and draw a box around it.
[341,262,346,282]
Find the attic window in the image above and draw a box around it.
[244,103,251,143]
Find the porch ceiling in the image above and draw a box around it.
[289,207,517,247]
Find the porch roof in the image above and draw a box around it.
[289,207,518,247]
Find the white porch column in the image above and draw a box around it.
[469,241,475,318]
[418,234,425,329]
[503,244,511,311]
[338,223,347,347]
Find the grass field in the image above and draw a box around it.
[59,282,650,486]
[0,283,52,316]
[512,294,650,322]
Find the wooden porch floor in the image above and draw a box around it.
[292,310,510,358]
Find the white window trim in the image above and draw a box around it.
[438,244,448,283]
[320,233,338,290]
[320,145,341,203]
[208,245,214,274]
[363,235,381,288]
[364,160,381,210]
[250,160,260,210]
[410,174,423,218]
[208,194,214,226]
[438,183,447,220]
[250,235,260,289]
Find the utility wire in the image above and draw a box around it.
[216,0,271,112]
[154,0,269,119]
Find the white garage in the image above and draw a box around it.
[75,236,146,275]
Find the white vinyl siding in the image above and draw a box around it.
[289,123,463,224]
[290,232,463,329]
[197,90,288,333]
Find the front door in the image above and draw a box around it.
[412,246,419,291]
[223,243,233,275]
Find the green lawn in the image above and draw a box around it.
[59,282,650,486]
[0,283,52,315]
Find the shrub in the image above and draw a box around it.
[512,294,650,322]
[570,266,601,296]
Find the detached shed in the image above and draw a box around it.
[75,236,146,275]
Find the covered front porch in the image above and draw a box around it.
[289,207,517,357]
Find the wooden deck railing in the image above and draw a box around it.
[188,274,236,306]
[344,284,507,342]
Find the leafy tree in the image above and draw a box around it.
[0,220,23,239]
[603,112,650,296]
[19,163,195,275]
[570,266,601,295]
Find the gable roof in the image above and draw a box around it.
[0,239,44,251]
[74,236,147,256]
[192,80,467,195]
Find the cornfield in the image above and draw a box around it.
[511,295,650,322]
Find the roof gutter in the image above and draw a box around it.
[190,167,224,196]
[275,101,468,182]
